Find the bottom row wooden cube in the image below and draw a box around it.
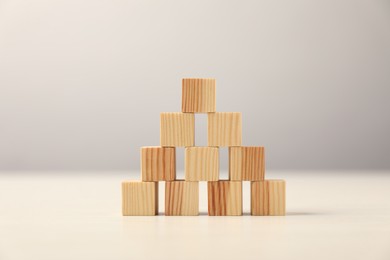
[122,181,158,216]
[208,181,242,216]
[165,181,199,216]
[251,180,286,216]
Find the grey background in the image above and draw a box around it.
[1,0,389,171]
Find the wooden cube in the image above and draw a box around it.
[208,181,242,216]
[182,78,216,113]
[160,112,195,147]
[185,147,219,181]
[251,180,286,216]
[165,181,199,216]
[229,146,265,181]
[208,112,242,147]
[141,146,176,181]
[122,181,158,216]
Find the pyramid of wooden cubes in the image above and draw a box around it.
[122,78,286,216]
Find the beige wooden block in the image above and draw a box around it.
[208,181,242,216]
[160,112,195,147]
[251,180,286,216]
[229,146,265,181]
[185,147,219,181]
[182,78,216,113]
[208,112,242,147]
[141,146,175,181]
[165,181,199,216]
[122,181,158,216]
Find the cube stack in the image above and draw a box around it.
[122,78,286,216]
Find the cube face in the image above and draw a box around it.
[208,112,242,147]
[122,181,158,216]
[185,147,219,181]
[229,147,265,181]
[208,181,242,216]
[160,113,195,147]
[165,181,199,216]
[141,147,176,181]
[251,180,286,216]
[182,78,216,113]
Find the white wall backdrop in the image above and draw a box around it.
[1,0,389,171]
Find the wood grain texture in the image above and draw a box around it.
[141,146,175,181]
[229,146,265,181]
[165,181,199,216]
[160,112,195,147]
[185,147,219,181]
[182,78,216,113]
[251,180,286,216]
[208,112,242,147]
[122,181,158,216]
[208,181,242,216]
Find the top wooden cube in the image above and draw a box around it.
[182,78,216,113]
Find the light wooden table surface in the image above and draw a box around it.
[0,171,389,260]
